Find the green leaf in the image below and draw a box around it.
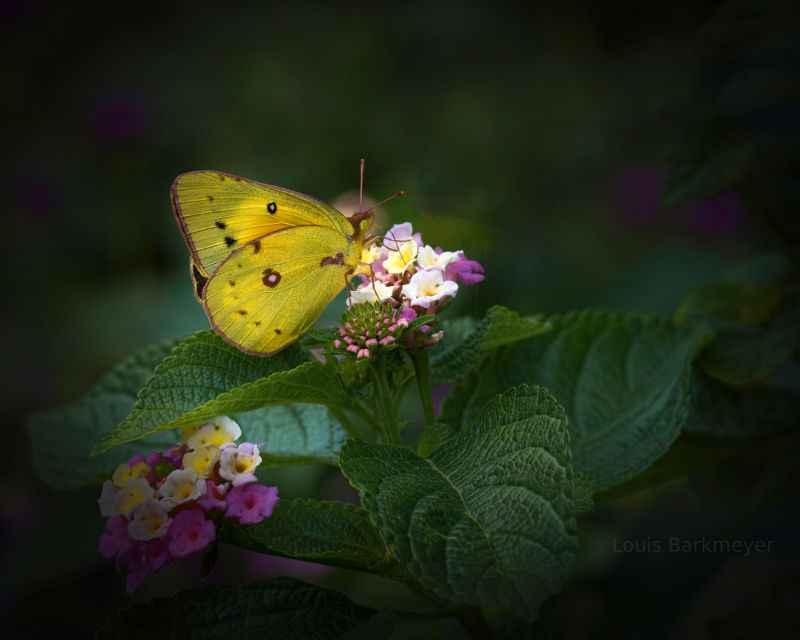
[406,314,437,332]
[697,300,800,385]
[659,144,750,214]
[340,385,579,621]
[92,332,359,454]
[429,305,550,382]
[438,311,710,491]
[686,371,800,438]
[26,339,181,489]
[235,405,347,466]
[221,499,391,571]
[675,281,787,326]
[97,577,391,639]
[675,255,799,385]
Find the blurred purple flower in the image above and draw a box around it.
[12,172,62,218]
[675,190,747,235]
[610,165,746,235]
[432,383,453,417]
[85,87,150,144]
[242,550,332,580]
[609,165,662,226]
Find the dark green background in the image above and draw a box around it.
[4,1,796,637]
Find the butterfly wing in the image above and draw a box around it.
[203,225,362,355]
[171,170,353,275]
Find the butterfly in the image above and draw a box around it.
[171,165,398,356]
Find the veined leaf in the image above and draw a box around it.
[91,332,359,454]
[221,499,391,571]
[436,311,710,491]
[430,305,549,381]
[235,405,347,467]
[97,577,391,639]
[340,385,579,621]
[26,339,181,489]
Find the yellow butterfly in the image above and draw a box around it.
[171,167,395,356]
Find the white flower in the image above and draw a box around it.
[182,444,220,477]
[382,239,418,274]
[127,498,173,541]
[347,281,395,307]
[111,460,149,488]
[401,268,459,308]
[112,477,155,516]
[416,245,461,270]
[157,468,207,507]
[98,480,121,517]
[185,416,242,450]
[219,442,262,487]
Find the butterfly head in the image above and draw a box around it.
[348,209,374,240]
[348,189,405,241]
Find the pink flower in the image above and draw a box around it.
[225,484,279,525]
[167,508,216,559]
[197,480,230,512]
[124,454,145,468]
[383,222,422,251]
[162,444,187,467]
[98,515,131,559]
[116,538,170,594]
[445,253,484,285]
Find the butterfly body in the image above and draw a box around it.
[171,170,372,356]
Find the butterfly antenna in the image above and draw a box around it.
[370,190,405,212]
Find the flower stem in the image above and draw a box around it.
[372,355,400,444]
[410,348,436,429]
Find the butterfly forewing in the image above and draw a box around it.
[203,225,361,355]
[172,171,353,275]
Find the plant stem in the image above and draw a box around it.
[410,348,436,428]
[328,407,362,440]
[372,355,400,444]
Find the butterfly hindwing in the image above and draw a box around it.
[203,225,361,355]
[172,170,353,275]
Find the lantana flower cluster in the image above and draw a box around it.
[340,222,484,356]
[97,417,278,594]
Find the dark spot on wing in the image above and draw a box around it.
[267,202,277,214]
[253,239,261,253]
[229,280,236,287]
[320,252,345,267]
[192,264,208,298]
[275,329,281,335]
[238,309,247,315]
[207,195,214,202]
[216,221,226,229]
[218,175,226,181]
[224,236,236,247]
[262,268,281,288]
[254,321,261,326]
